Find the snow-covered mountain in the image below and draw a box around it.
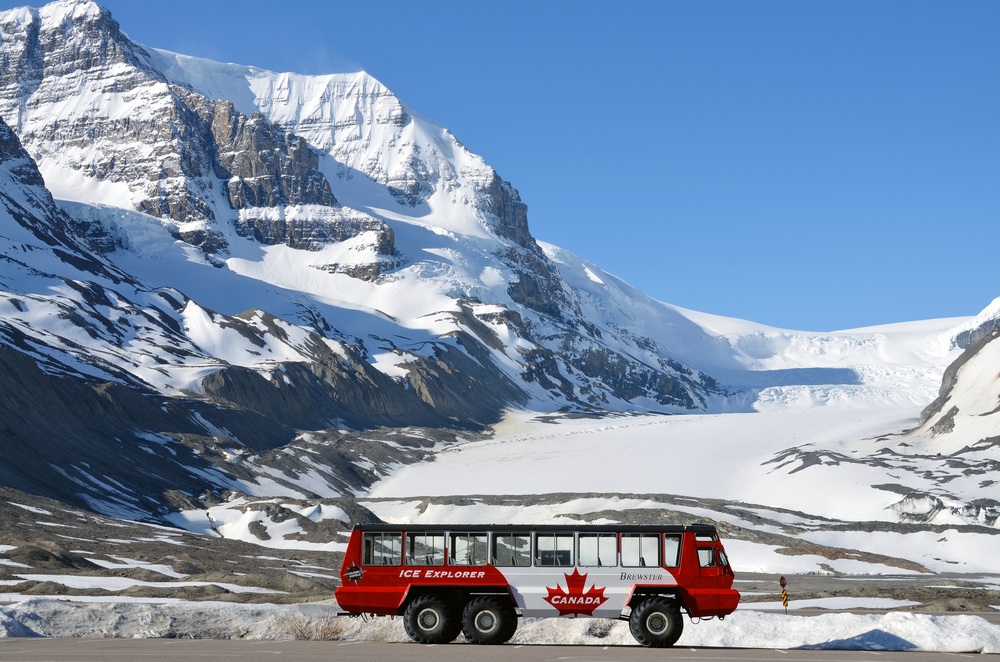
[0,0,732,419]
[0,0,997,551]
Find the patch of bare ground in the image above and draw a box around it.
[0,486,350,603]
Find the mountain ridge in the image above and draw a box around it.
[0,0,731,417]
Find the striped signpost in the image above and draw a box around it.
[780,576,788,614]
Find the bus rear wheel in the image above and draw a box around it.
[461,597,517,645]
[629,597,683,647]
[403,595,461,644]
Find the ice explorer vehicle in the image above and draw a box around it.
[336,523,739,647]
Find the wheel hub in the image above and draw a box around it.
[475,609,498,634]
[646,611,668,635]
[417,608,440,632]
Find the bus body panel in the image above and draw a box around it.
[335,585,406,615]
[491,565,677,618]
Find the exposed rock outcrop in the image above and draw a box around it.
[480,169,532,250]
[199,315,525,430]
[234,207,394,253]
[503,245,576,320]
[920,326,1000,427]
[0,117,124,277]
[954,317,1000,350]
[309,257,403,281]
[568,346,699,410]
[0,3,357,256]
[176,89,337,211]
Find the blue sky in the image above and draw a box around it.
[6,0,998,331]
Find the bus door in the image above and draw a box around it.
[693,533,723,611]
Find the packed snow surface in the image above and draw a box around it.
[363,402,1000,572]
[6,503,52,516]
[9,574,282,594]
[165,498,348,553]
[2,599,1000,653]
[368,408,934,521]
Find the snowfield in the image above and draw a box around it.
[360,401,1000,574]
[368,408,926,519]
[165,497,350,553]
[1,599,999,653]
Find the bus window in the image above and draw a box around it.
[697,547,717,567]
[663,534,682,567]
[535,533,574,566]
[493,532,531,567]
[362,531,402,566]
[450,532,488,566]
[405,531,445,566]
[621,533,660,567]
[578,534,617,567]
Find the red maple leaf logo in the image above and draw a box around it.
[544,568,608,617]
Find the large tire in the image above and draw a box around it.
[629,597,683,648]
[443,612,464,643]
[500,607,519,643]
[461,596,518,645]
[403,595,461,644]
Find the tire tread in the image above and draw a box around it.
[403,594,460,644]
[461,596,517,645]
[628,597,683,648]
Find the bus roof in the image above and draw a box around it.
[353,523,719,534]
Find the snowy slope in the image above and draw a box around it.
[889,319,1000,526]
[149,43,969,410]
[357,299,1000,568]
[360,392,1000,571]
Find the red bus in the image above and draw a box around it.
[336,523,739,647]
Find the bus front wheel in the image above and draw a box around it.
[629,597,683,647]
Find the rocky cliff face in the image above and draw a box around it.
[1,2,210,230]
[0,1,383,259]
[0,116,119,279]
[233,206,395,254]
[480,169,533,250]
[0,119,42,188]
[177,89,337,211]
[952,300,1000,350]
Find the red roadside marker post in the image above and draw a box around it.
[779,576,788,614]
